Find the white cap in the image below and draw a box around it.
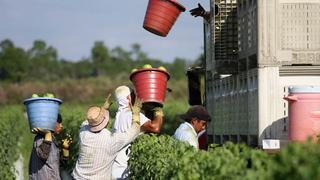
[115,86,131,100]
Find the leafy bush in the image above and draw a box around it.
[129,134,272,180]
[270,141,320,180]
[0,106,24,179]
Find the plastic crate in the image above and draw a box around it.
[206,0,320,75]
[239,0,320,67]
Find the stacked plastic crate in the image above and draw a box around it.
[205,0,320,146]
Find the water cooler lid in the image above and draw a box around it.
[288,86,320,94]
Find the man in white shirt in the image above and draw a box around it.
[112,85,164,179]
[72,95,142,180]
[174,105,211,149]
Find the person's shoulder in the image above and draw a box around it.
[81,120,89,127]
[174,123,188,136]
[34,134,44,143]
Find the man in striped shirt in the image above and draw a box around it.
[72,95,142,179]
[112,85,164,179]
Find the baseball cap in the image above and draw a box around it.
[180,105,211,122]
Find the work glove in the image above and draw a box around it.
[102,93,112,110]
[132,98,142,125]
[31,127,52,142]
[62,134,73,158]
[190,3,206,17]
[153,107,164,118]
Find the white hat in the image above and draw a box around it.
[115,86,131,101]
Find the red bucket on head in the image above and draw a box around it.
[143,0,186,37]
[130,68,170,105]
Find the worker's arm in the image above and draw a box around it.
[190,3,211,22]
[141,107,164,133]
[31,128,53,161]
[113,99,142,151]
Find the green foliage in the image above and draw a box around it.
[270,141,320,180]
[57,105,86,172]
[0,39,28,82]
[0,105,26,179]
[129,134,196,180]
[161,100,189,135]
[129,134,272,180]
[0,39,189,83]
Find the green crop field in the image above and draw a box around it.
[3,102,320,179]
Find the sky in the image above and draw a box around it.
[0,0,210,62]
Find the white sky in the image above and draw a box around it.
[0,0,210,62]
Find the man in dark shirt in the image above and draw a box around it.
[29,114,72,180]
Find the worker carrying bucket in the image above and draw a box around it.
[130,64,170,106]
[143,0,186,37]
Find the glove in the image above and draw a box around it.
[62,134,73,149]
[190,3,206,17]
[102,93,112,110]
[62,134,73,158]
[153,107,164,118]
[31,127,52,142]
[131,98,142,125]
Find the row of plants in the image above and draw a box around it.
[0,105,33,179]
[129,134,320,180]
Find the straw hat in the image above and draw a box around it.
[86,106,109,132]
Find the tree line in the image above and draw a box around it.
[0,39,202,83]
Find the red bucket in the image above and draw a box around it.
[143,0,186,37]
[130,68,170,105]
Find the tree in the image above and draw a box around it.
[131,43,148,61]
[169,58,187,80]
[0,39,28,82]
[27,40,59,80]
[91,41,110,76]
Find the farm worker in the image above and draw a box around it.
[173,105,211,149]
[72,94,142,179]
[29,113,72,180]
[190,3,219,22]
[112,85,164,179]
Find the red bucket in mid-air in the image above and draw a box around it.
[143,0,186,37]
[130,68,170,105]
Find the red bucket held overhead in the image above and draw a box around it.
[143,0,186,37]
[130,68,170,105]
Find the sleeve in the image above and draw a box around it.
[111,123,140,153]
[60,150,69,168]
[35,138,52,161]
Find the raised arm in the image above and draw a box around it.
[141,107,164,133]
[112,99,142,151]
[190,3,211,22]
[32,128,53,161]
